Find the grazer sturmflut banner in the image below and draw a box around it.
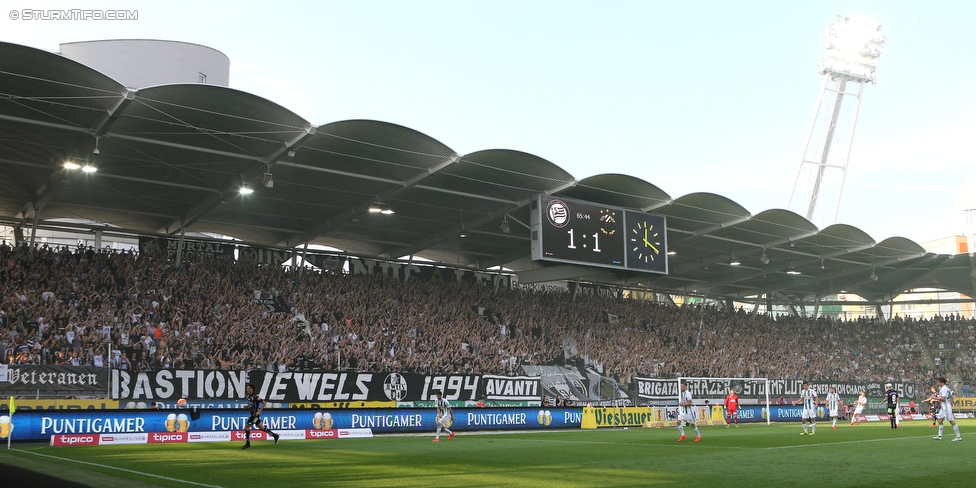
[112,370,541,404]
[633,377,918,403]
[0,365,108,394]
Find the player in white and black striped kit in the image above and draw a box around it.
[241,383,279,449]
[794,382,817,435]
[825,387,841,430]
[677,382,701,442]
[432,390,455,442]
[932,377,962,442]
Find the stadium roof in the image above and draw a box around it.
[1,41,974,308]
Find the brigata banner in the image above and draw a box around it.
[0,365,108,394]
[5,406,583,442]
[112,370,541,404]
[633,377,678,405]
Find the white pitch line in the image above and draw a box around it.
[14,449,224,488]
[760,435,932,450]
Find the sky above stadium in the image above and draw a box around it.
[3,1,974,246]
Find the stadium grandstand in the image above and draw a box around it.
[1,39,975,408]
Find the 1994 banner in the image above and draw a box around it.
[112,370,540,404]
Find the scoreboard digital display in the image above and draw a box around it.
[530,195,668,274]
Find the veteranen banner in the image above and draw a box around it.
[0,365,108,395]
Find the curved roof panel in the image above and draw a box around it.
[0,40,972,308]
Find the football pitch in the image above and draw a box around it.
[2,420,975,487]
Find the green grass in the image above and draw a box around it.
[2,420,976,487]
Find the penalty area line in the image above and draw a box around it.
[14,448,223,488]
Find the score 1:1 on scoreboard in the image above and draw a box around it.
[530,195,668,274]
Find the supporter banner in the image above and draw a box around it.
[521,365,628,405]
[112,369,250,401]
[347,257,512,287]
[632,378,917,402]
[113,370,539,404]
[239,246,294,266]
[0,400,117,413]
[255,296,290,315]
[137,237,235,260]
[478,375,541,401]
[6,406,584,442]
[0,365,108,394]
[634,377,678,405]
[305,254,347,273]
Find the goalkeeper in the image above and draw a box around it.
[723,387,740,428]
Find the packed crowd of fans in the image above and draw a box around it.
[2,243,973,392]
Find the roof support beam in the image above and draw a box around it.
[275,154,459,248]
[92,89,137,137]
[517,265,612,284]
[385,181,576,261]
[158,126,316,234]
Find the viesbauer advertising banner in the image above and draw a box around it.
[5,406,584,442]
[0,365,108,394]
[112,370,541,404]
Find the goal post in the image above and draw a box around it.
[677,376,772,425]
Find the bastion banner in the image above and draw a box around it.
[0,365,109,394]
[111,370,541,404]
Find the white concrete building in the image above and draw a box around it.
[59,39,229,88]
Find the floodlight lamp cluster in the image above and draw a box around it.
[64,160,97,173]
[368,202,394,215]
[819,15,885,83]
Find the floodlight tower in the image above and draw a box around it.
[788,16,885,224]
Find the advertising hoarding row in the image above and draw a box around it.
[4,407,584,442]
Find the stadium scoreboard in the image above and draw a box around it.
[530,195,668,274]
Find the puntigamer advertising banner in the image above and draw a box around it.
[3,407,583,442]
[112,370,541,404]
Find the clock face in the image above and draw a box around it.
[624,210,668,273]
[629,220,661,262]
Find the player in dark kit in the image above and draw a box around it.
[923,386,940,427]
[883,383,899,429]
[241,383,279,449]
